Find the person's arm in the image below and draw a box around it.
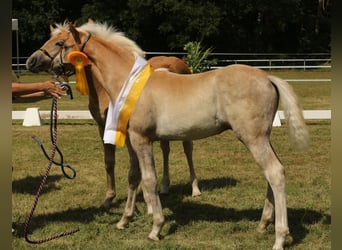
[12,80,65,99]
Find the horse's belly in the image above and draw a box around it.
[155,114,228,140]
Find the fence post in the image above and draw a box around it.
[304,59,306,71]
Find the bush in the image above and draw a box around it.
[183,41,218,73]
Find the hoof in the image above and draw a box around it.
[256,224,267,233]
[116,221,126,230]
[191,190,202,197]
[159,191,169,196]
[160,187,169,195]
[100,197,114,209]
[272,245,284,250]
[100,201,111,209]
[148,233,160,241]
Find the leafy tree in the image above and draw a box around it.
[12,0,90,55]
[80,0,127,26]
[154,0,222,50]
[12,0,331,56]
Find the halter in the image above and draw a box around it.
[56,31,92,77]
[39,48,55,60]
[79,32,92,52]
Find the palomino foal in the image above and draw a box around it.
[26,21,309,250]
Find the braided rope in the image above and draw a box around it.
[23,97,79,244]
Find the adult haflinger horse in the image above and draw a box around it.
[27,22,201,209]
[26,21,308,250]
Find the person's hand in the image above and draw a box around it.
[42,80,66,98]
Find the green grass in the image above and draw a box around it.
[12,121,330,249]
[12,69,331,249]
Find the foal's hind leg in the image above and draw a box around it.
[182,140,201,197]
[245,139,289,250]
[257,182,275,233]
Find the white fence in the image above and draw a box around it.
[12,110,331,120]
[212,58,331,70]
[12,53,331,74]
[12,109,331,128]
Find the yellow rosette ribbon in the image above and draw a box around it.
[68,51,89,95]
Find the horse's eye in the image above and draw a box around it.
[55,41,64,47]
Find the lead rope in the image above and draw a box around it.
[24,95,79,244]
[32,82,77,179]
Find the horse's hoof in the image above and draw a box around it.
[116,221,126,230]
[256,225,267,233]
[100,196,114,209]
[160,187,169,195]
[272,245,284,250]
[191,190,202,197]
[100,201,111,209]
[148,233,160,241]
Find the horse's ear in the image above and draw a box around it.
[49,24,55,33]
[68,22,81,44]
[73,20,78,27]
[88,18,94,24]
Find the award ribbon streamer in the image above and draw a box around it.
[67,51,89,95]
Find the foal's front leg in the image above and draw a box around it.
[101,143,116,208]
[97,122,116,208]
[116,138,141,229]
[129,132,165,241]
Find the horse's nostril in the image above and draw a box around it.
[26,57,36,69]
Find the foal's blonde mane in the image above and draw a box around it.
[53,21,145,58]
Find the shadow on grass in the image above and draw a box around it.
[288,208,331,246]
[13,176,330,249]
[135,176,329,247]
[162,200,330,247]
[12,174,64,194]
[12,197,127,239]
[156,176,239,196]
[158,177,329,248]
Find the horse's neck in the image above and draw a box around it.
[85,37,135,100]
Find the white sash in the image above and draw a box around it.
[103,56,150,146]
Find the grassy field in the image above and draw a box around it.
[12,69,331,249]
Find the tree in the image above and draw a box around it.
[12,0,331,56]
[12,0,90,56]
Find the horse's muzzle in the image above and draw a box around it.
[51,61,75,77]
[26,50,51,73]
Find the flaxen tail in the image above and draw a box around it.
[268,75,309,150]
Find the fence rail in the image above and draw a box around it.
[12,53,331,74]
[12,110,331,121]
